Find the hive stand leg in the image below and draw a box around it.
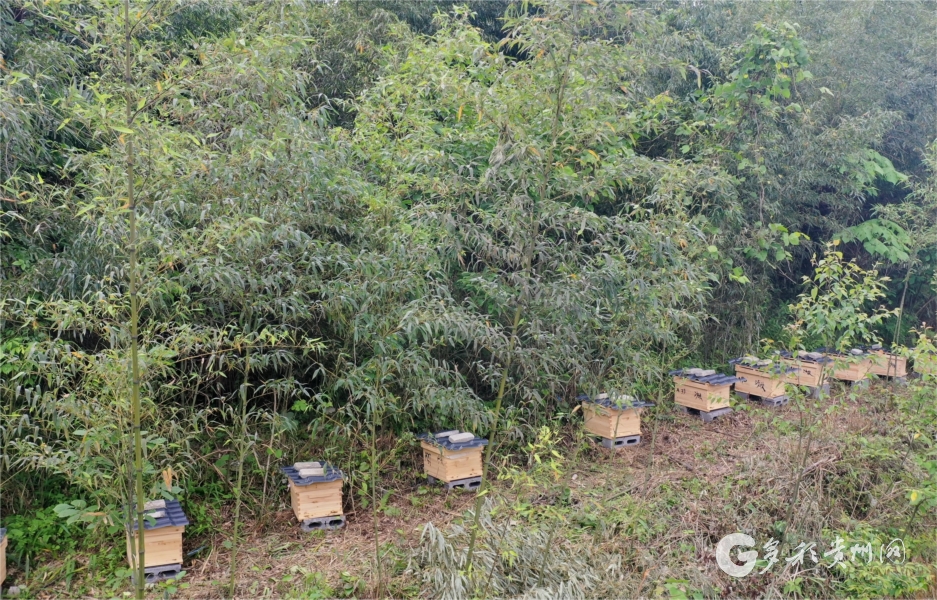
[808,383,830,399]
[300,515,346,532]
[443,476,483,491]
[597,435,641,449]
[852,379,870,390]
[132,564,183,585]
[758,395,789,407]
[700,407,733,423]
[735,391,751,401]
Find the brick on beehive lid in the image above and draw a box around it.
[581,393,654,439]
[280,462,345,521]
[669,368,742,412]
[126,499,188,569]
[1,527,6,586]
[730,357,790,398]
[418,431,488,483]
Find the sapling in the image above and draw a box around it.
[780,242,896,541]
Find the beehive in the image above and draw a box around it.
[868,348,908,378]
[581,393,653,439]
[670,368,742,412]
[1,527,7,586]
[731,358,790,398]
[280,463,345,521]
[419,431,488,483]
[778,351,831,388]
[823,349,873,382]
[915,351,937,376]
[126,500,188,569]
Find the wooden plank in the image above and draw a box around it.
[779,359,827,387]
[673,377,731,412]
[582,404,641,438]
[869,351,907,377]
[289,480,343,520]
[734,365,786,398]
[421,442,483,482]
[127,526,184,567]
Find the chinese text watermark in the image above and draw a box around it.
[716,534,906,578]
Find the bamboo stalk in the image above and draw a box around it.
[123,1,146,596]
[229,347,250,598]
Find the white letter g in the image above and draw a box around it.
[716,533,758,578]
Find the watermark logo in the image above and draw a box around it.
[715,533,758,578]
[715,534,906,578]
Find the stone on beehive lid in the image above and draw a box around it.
[298,467,326,477]
[448,432,475,444]
[293,461,321,469]
[434,430,459,439]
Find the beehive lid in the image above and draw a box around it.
[729,357,797,375]
[857,343,893,354]
[280,463,344,487]
[130,499,189,530]
[669,368,745,385]
[777,350,835,364]
[578,393,654,409]
[418,430,489,450]
[815,347,871,358]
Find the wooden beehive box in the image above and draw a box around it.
[582,393,653,438]
[869,349,908,378]
[915,352,937,376]
[1,527,7,586]
[280,463,345,521]
[732,358,789,398]
[778,351,830,387]
[670,369,739,412]
[419,431,488,483]
[126,500,188,568]
[825,350,874,382]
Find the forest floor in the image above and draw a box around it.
[7,380,936,599]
